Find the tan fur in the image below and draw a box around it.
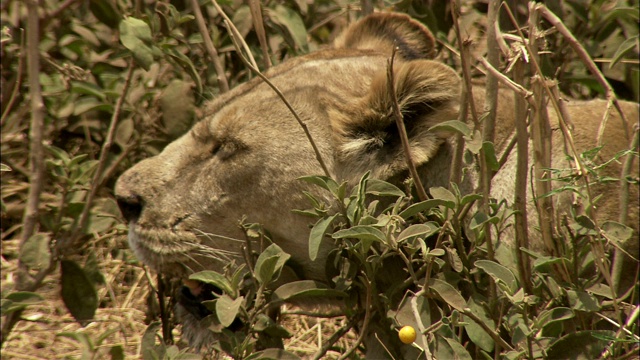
[115,12,639,357]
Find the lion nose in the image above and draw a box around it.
[116,194,143,223]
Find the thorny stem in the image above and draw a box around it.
[387,48,428,202]
[190,0,229,92]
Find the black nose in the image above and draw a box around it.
[116,194,143,223]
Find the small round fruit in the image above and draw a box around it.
[398,325,416,344]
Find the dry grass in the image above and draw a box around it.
[1,236,357,359]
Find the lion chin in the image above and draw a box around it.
[115,11,639,359]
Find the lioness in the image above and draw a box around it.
[115,12,639,358]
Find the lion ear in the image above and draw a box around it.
[334,13,436,60]
[332,60,460,182]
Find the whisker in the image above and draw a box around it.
[193,229,245,243]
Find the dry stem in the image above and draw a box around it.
[216,4,331,178]
[534,4,631,144]
[190,0,229,93]
[66,62,136,250]
[387,48,428,202]
[249,0,272,69]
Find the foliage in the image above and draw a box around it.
[1,0,638,359]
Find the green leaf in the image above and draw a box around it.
[89,0,121,28]
[19,233,51,270]
[164,48,203,96]
[61,260,98,325]
[256,255,279,285]
[189,271,234,295]
[546,330,614,360]
[482,141,500,171]
[119,17,155,70]
[464,294,495,352]
[215,295,243,327]
[1,292,44,315]
[397,223,439,243]
[609,36,638,69]
[366,179,405,197]
[73,97,112,115]
[308,214,337,261]
[399,199,451,219]
[429,187,456,209]
[566,290,600,312]
[428,278,466,311]
[0,163,10,172]
[141,322,165,360]
[109,345,125,360]
[474,260,518,295]
[254,244,290,285]
[442,336,473,360]
[532,256,570,273]
[332,225,386,243]
[535,307,574,330]
[267,5,308,52]
[298,175,340,196]
[273,280,347,302]
[601,221,633,245]
[71,81,107,100]
[428,120,471,137]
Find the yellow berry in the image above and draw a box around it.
[398,325,417,344]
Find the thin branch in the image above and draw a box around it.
[512,60,533,295]
[311,318,356,360]
[534,4,631,144]
[612,127,639,292]
[66,61,136,250]
[219,12,332,178]
[248,0,272,69]
[479,0,500,269]
[190,0,229,93]
[462,308,514,352]
[6,6,50,339]
[0,29,25,127]
[450,0,480,128]
[387,48,428,202]
[338,278,372,360]
[211,0,258,69]
[19,0,46,276]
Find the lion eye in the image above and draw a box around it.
[211,143,222,155]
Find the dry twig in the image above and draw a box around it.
[190,0,229,93]
[387,48,428,202]
[215,1,331,178]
